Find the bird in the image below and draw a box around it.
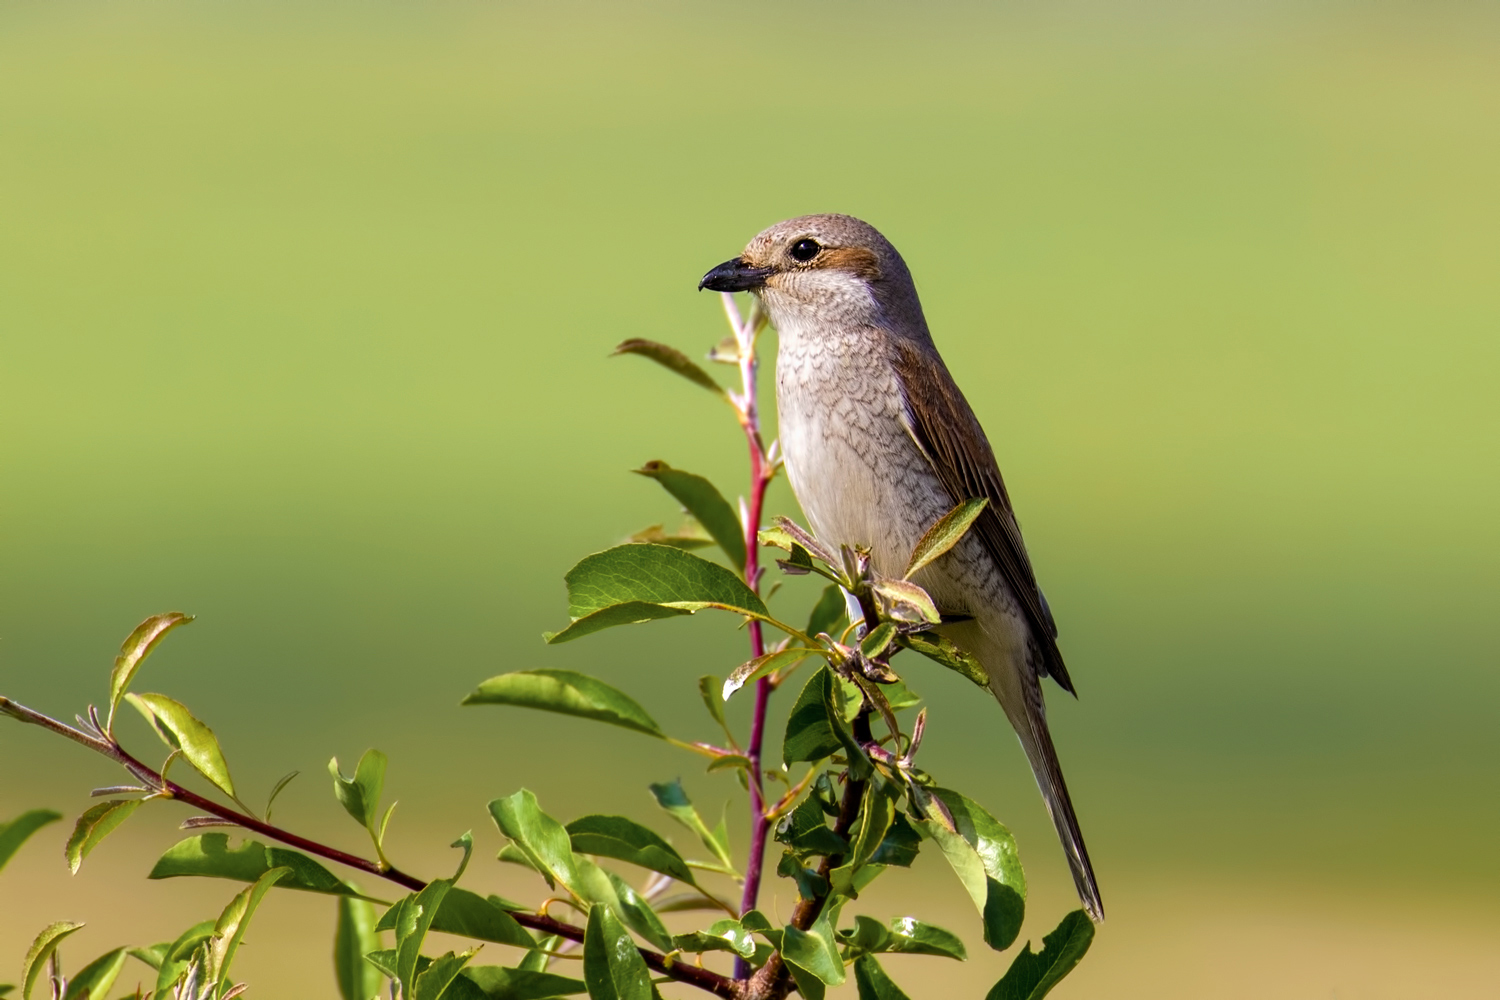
[699,213,1103,922]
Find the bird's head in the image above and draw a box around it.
[699,214,926,334]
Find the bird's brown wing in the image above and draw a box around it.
[891,339,1075,694]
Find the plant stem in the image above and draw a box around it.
[721,292,777,980]
[0,695,738,1000]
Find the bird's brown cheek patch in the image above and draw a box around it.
[817,246,881,281]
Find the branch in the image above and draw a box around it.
[0,695,738,1000]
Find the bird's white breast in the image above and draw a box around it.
[773,321,957,588]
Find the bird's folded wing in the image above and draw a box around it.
[891,339,1076,695]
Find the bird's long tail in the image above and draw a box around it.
[1012,701,1104,922]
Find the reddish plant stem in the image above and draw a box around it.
[0,696,738,1000]
[722,293,777,981]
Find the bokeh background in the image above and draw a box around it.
[2,2,1497,997]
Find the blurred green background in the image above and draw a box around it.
[2,2,1496,996]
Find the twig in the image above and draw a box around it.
[0,695,737,1000]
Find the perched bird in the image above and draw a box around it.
[699,214,1103,921]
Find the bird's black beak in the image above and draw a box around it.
[698,257,773,293]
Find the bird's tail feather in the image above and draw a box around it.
[1013,708,1104,922]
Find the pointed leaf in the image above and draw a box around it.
[542,603,692,644]
[0,809,62,875]
[672,919,759,959]
[565,815,695,885]
[22,922,83,1000]
[986,910,1095,1000]
[647,779,733,869]
[634,462,746,569]
[335,895,383,1000]
[125,693,236,798]
[465,671,664,738]
[396,879,454,997]
[414,948,480,1000]
[329,749,387,834]
[871,580,941,626]
[108,612,193,728]
[547,544,769,644]
[582,905,654,1000]
[206,865,290,983]
[869,814,921,867]
[149,834,371,897]
[462,965,589,998]
[627,521,715,550]
[830,783,895,897]
[886,917,967,960]
[612,338,726,398]
[918,788,1026,951]
[61,947,128,1000]
[66,800,142,874]
[723,648,813,700]
[859,622,898,660]
[781,901,846,997]
[603,869,674,952]
[781,668,843,766]
[899,633,989,687]
[487,790,579,895]
[154,920,215,996]
[904,499,989,579]
[697,675,731,737]
[853,954,913,1000]
[127,944,169,971]
[376,888,535,948]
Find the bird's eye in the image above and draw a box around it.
[789,238,822,262]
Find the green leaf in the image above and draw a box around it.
[582,904,655,1000]
[66,800,141,874]
[830,783,895,897]
[627,521,716,550]
[603,869,674,952]
[462,965,589,998]
[154,920,215,997]
[612,338,726,399]
[61,948,128,1000]
[781,668,843,766]
[0,809,62,875]
[376,887,535,949]
[149,834,371,897]
[776,851,829,902]
[886,917,967,960]
[696,675,736,745]
[335,895,383,1000]
[396,879,454,998]
[127,943,169,970]
[21,922,83,1000]
[125,693,237,799]
[542,602,692,644]
[985,911,1095,1000]
[634,462,746,570]
[723,648,814,700]
[898,632,989,687]
[859,622,898,659]
[775,795,848,858]
[205,865,290,984]
[565,815,695,885]
[869,814,921,867]
[414,948,480,1000]
[107,612,193,729]
[919,788,1027,951]
[904,498,989,578]
[853,954,913,1000]
[465,671,665,739]
[329,749,387,837]
[871,580,941,626]
[672,919,759,960]
[780,901,846,998]
[783,668,866,776]
[646,779,733,870]
[516,935,561,975]
[805,584,847,638]
[546,544,769,644]
[487,790,578,894]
